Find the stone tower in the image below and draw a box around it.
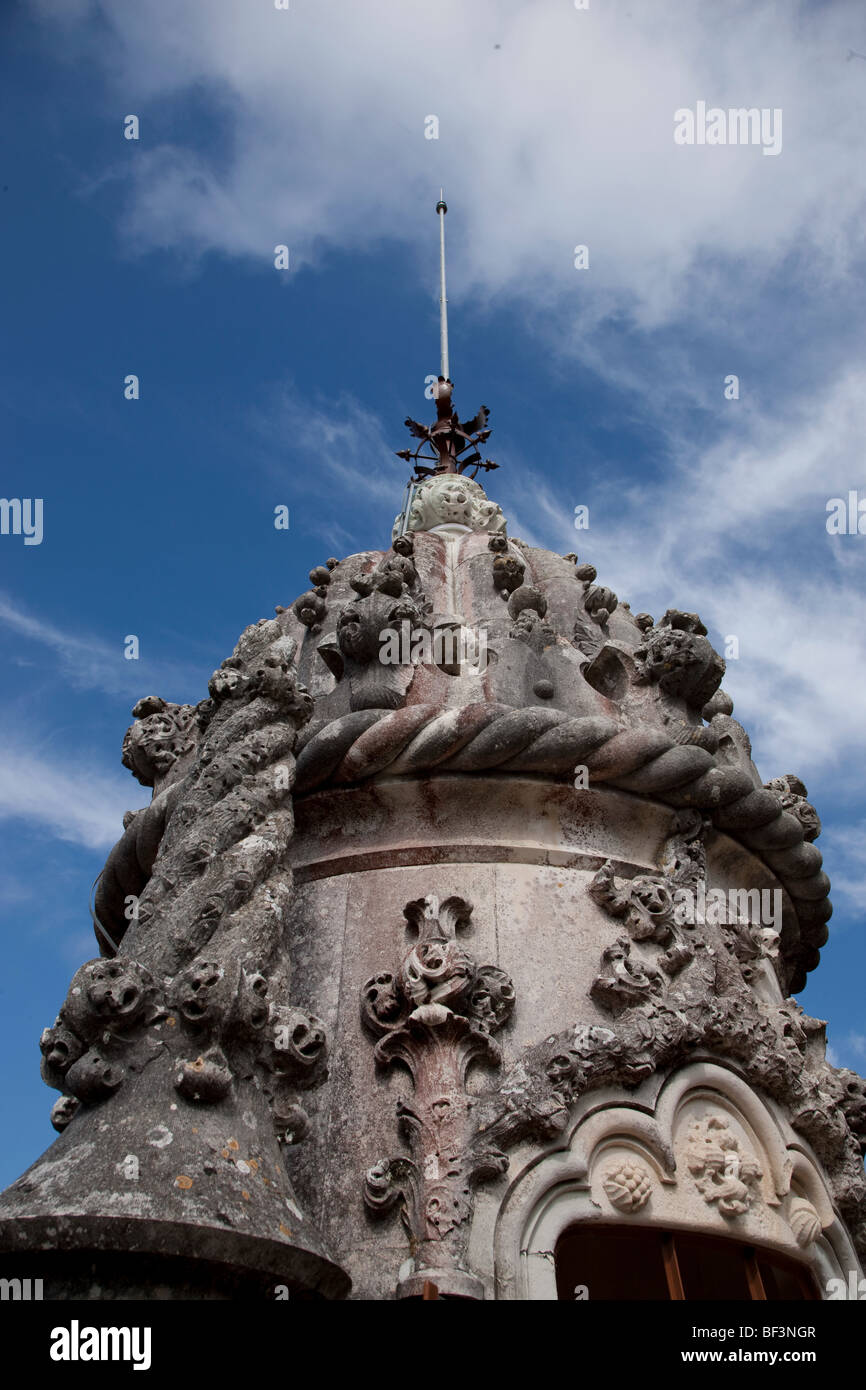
[1,383,864,1301]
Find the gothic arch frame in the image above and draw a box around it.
[492,1060,861,1300]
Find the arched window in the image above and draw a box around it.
[555,1225,819,1301]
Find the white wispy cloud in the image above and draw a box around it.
[0,740,133,850]
[248,385,411,546]
[34,1,866,380]
[0,593,133,695]
[0,592,202,699]
[824,820,866,919]
[827,1030,866,1071]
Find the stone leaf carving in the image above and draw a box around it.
[360,893,514,1298]
[686,1116,762,1216]
[590,864,678,946]
[589,811,709,981]
[174,1047,233,1104]
[590,937,665,1015]
[788,1196,822,1248]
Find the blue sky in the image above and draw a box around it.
[2,0,866,1188]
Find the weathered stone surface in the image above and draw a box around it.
[1,482,861,1301]
[0,616,349,1298]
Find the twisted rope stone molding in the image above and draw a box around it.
[293,701,829,992]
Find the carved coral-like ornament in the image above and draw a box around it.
[602,1161,653,1212]
[122,696,197,787]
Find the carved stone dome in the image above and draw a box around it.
[273,520,829,995]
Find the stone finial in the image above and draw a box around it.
[393,474,506,539]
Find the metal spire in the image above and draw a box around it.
[436,191,449,381]
[394,193,499,488]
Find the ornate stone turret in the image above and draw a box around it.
[1,374,863,1300]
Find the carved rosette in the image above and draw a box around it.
[361,894,514,1298]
